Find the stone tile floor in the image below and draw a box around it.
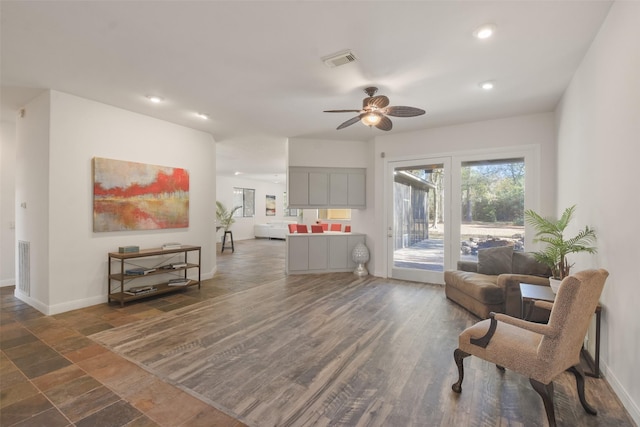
[0,282,246,427]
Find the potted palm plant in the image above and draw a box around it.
[524,205,597,292]
[216,201,241,235]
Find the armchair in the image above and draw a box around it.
[452,269,608,427]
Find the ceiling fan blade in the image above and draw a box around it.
[336,115,363,130]
[383,106,426,117]
[375,115,393,131]
[323,109,362,113]
[364,95,389,109]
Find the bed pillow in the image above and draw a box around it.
[477,246,513,275]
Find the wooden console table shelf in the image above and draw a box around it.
[108,245,201,307]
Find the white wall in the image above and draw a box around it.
[368,112,557,277]
[216,175,287,241]
[15,92,52,305]
[288,138,369,169]
[1,120,17,286]
[15,90,217,314]
[555,2,640,423]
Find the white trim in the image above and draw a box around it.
[13,266,217,315]
[382,144,540,283]
[603,360,640,426]
[0,278,15,287]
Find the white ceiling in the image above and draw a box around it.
[1,1,612,182]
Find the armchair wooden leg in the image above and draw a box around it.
[567,365,597,415]
[530,378,556,427]
[452,348,470,393]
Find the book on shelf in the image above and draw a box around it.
[125,267,156,275]
[124,285,157,295]
[162,242,182,250]
[168,278,190,286]
[118,245,139,253]
[159,262,187,269]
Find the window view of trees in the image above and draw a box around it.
[461,158,525,259]
[391,157,526,273]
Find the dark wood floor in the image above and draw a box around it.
[87,239,634,427]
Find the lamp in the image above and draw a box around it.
[361,112,381,127]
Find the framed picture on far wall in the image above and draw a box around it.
[93,157,189,232]
[266,194,276,216]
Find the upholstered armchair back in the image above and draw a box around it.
[536,269,608,382]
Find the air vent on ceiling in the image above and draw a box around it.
[322,50,357,68]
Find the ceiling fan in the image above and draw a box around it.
[324,86,425,131]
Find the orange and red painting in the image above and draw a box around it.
[93,157,189,232]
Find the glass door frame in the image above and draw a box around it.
[384,146,540,284]
[386,156,452,284]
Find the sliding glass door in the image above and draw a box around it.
[387,149,534,284]
[388,158,450,284]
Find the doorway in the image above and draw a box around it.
[387,158,451,284]
[386,149,534,284]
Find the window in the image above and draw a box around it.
[283,192,297,217]
[460,158,525,261]
[318,209,351,220]
[233,187,255,217]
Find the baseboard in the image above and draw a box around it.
[14,289,49,315]
[13,268,218,316]
[0,278,15,287]
[202,267,216,281]
[15,289,108,316]
[603,360,640,425]
[47,295,109,315]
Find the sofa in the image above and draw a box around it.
[444,246,551,319]
[254,220,297,240]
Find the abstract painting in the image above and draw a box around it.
[266,194,276,216]
[93,157,189,232]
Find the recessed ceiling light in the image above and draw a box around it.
[480,81,495,90]
[196,112,209,120]
[145,95,164,103]
[473,24,496,40]
[234,171,242,176]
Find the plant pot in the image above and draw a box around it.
[549,277,562,294]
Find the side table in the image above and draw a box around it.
[519,283,602,378]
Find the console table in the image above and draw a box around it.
[108,245,201,307]
[520,283,602,378]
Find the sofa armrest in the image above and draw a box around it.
[497,274,550,318]
[457,261,478,272]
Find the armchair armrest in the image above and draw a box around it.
[497,274,550,317]
[470,311,558,349]
[534,300,554,312]
[493,313,558,338]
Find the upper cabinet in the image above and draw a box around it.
[288,167,366,209]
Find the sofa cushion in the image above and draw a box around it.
[444,271,504,305]
[512,251,550,276]
[477,246,513,275]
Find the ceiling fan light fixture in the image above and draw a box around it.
[361,112,382,126]
[473,24,496,39]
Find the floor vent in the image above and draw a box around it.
[18,240,30,296]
